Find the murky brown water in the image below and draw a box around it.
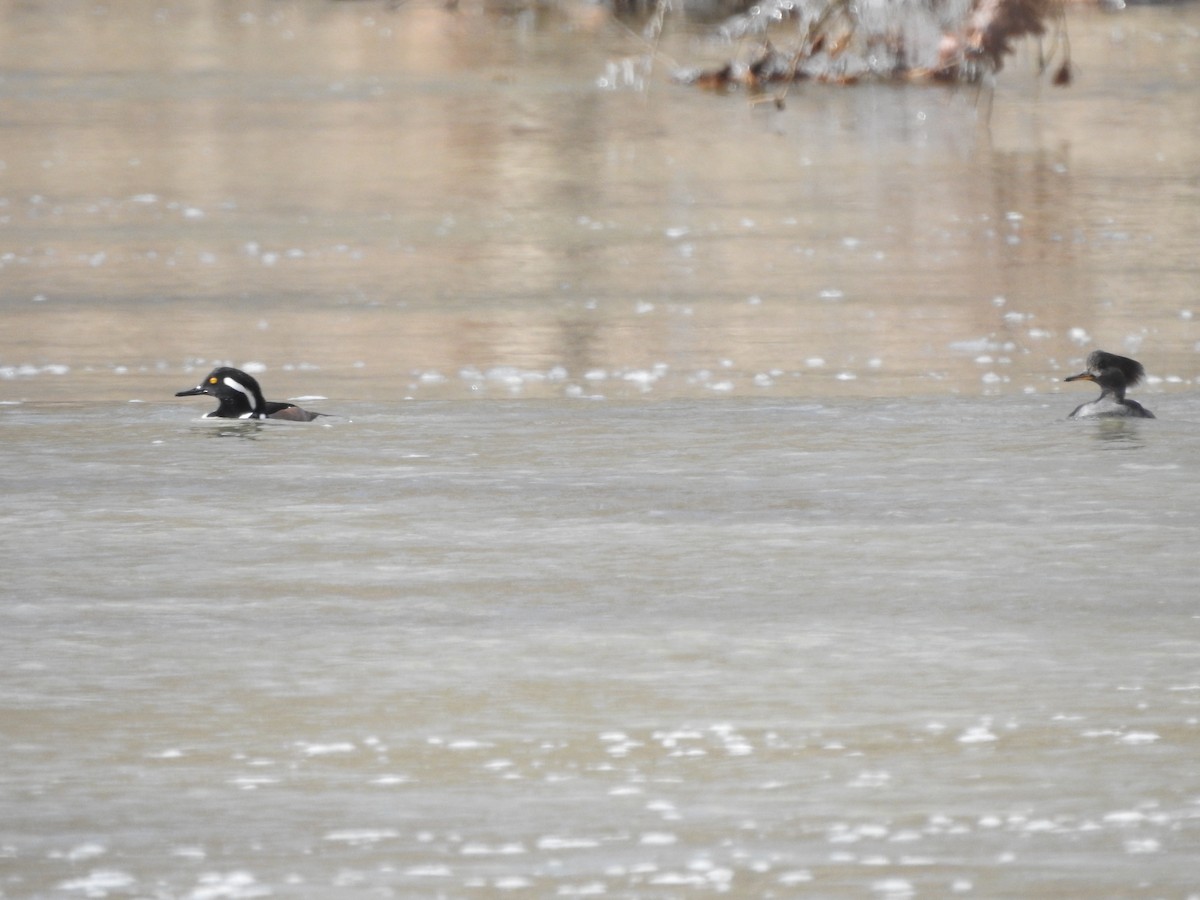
[2,1,1199,898]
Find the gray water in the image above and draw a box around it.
[2,1,1200,898]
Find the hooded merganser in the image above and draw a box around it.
[1064,350,1155,419]
[175,366,325,421]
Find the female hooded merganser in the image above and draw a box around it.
[175,366,324,421]
[1064,350,1155,419]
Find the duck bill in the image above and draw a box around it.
[175,385,208,397]
[1063,372,1095,383]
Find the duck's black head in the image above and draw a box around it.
[1064,350,1146,397]
[176,366,267,419]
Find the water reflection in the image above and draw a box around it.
[194,421,265,440]
[1086,418,1150,448]
[0,2,1197,406]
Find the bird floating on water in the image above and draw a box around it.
[1064,350,1155,419]
[175,366,325,421]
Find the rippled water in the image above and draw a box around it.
[6,394,1200,897]
[2,0,1199,897]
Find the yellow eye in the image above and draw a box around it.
[208,377,218,384]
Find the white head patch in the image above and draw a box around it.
[223,375,259,410]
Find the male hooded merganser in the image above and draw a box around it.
[175,366,324,421]
[1064,350,1155,419]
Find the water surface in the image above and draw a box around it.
[2,1,1199,897]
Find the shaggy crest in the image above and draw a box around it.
[1084,350,1145,387]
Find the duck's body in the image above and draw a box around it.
[1067,395,1155,420]
[1064,350,1155,419]
[176,367,324,421]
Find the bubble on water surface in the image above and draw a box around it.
[778,869,813,884]
[1115,731,1160,744]
[957,719,997,743]
[537,836,601,850]
[639,832,677,846]
[62,843,106,862]
[324,829,399,845]
[295,741,355,756]
[57,869,136,895]
[188,870,268,899]
[871,877,915,898]
[461,842,526,856]
[404,864,452,877]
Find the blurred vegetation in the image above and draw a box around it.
[611,0,1071,88]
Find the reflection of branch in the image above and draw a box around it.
[961,0,1060,71]
[640,0,676,80]
[803,0,855,52]
[610,0,682,77]
[677,0,1070,90]
[1046,5,1073,85]
[772,0,857,106]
